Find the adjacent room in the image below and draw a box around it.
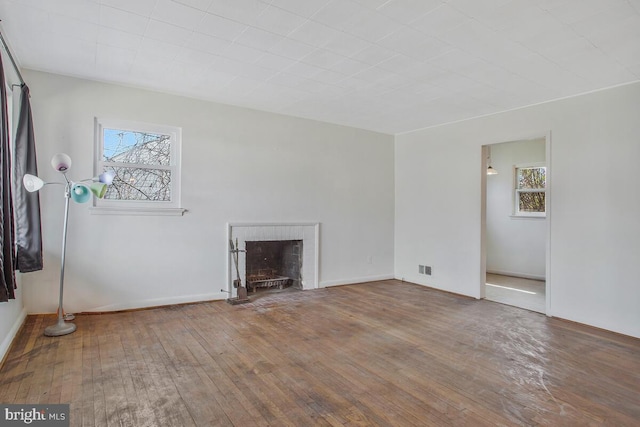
[484,138,547,314]
[0,0,638,425]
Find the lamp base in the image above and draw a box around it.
[44,319,77,337]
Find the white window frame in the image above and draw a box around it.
[513,162,546,218]
[92,117,185,216]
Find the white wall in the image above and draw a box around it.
[0,274,26,363]
[486,139,546,279]
[396,82,640,338]
[23,70,395,313]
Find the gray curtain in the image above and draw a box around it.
[14,84,43,272]
[0,52,16,301]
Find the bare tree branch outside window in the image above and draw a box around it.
[102,129,172,202]
[516,167,546,213]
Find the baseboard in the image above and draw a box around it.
[487,269,545,281]
[320,274,395,288]
[35,276,402,314]
[0,307,27,368]
[83,292,228,313]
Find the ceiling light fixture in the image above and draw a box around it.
[487,146,498,175]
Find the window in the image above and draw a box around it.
[514,163,546,217]
[94,118,183,214]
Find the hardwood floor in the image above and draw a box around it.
[1,280,639,426]
[485,273,546,313]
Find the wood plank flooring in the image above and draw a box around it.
[485,274,546,314]
[1,280,638,426]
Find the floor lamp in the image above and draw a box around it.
[23,153,114,336]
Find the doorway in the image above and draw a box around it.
[481,136,550,314]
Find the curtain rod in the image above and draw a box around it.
[0,28,25,86]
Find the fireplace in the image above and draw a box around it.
[226,222,319,295]
[245,240,302,293]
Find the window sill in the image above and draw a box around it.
[89,207,187,216]
[509,214,546,220]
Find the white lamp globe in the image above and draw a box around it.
[51,153,72,173]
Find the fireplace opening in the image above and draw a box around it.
[245,240,303,293]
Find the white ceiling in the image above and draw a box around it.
[0,0,639,134]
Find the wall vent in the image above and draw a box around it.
[418,265,432,275]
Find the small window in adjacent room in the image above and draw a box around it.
[93,118,184,215]
[514,163,546,217]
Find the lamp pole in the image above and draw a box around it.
[44,181,76,337]
[23,153,113,336]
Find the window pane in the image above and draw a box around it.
[104,167,171,201]
[517,167,546,189]
[518,192,545,212]
[103,129,171,166]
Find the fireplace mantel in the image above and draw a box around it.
[226,222,320,297]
